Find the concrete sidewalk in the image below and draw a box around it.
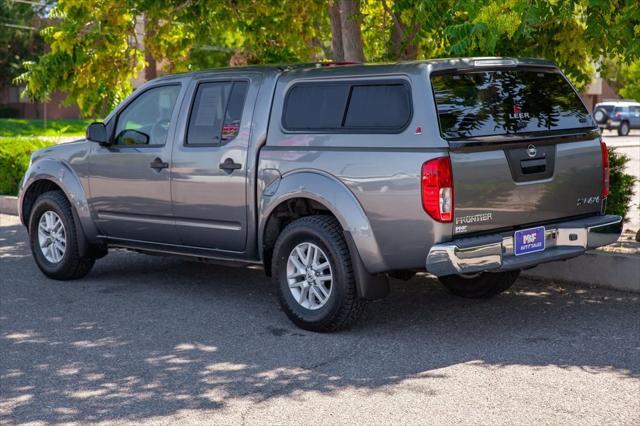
[0,195,17,216]
[522,249,639,293]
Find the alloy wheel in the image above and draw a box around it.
[37,211,66,263]
[286,242,333,310]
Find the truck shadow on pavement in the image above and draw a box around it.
[1,221,639,423]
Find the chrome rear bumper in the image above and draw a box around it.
[426,215,623,277]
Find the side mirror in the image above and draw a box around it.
[86,122,108,144]
[116,129,150,146]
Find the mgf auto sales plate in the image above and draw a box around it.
[514,226,545,256]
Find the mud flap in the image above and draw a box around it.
[344,231,389,300]
[71,206,107,259]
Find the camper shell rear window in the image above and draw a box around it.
[431,68,594,140]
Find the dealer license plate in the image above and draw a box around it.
[514,226,545,256]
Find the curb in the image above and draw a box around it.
[0,195,18,216]
[523,250,640,293]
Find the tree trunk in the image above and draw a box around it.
[337,0,365,62]
[390,23,418,60]
[144,50,157,80]
[328,1,344,61]
[386,0,418,60]
[389,20,403,59]
[143,14,157,80]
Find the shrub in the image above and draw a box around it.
[0,107,18,118]
[0,138,54,195]
[607,147,636,222]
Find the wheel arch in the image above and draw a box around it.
[258,170,386,273]
[21,178,65,227]
[19,158,102,253]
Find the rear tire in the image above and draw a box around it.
[439,270,520,299]
[29,191,95,280]
[618,121,630,136]
[271,215,364,332]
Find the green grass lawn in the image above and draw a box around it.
[0,118,96,137]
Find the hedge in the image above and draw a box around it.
[607,147,637,222]
[0,138,54,195]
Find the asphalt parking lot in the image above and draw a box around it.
[1,213,639,424]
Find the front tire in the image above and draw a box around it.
[439,270,520,299]
[29,191,95,280]
[271,215,364,332]
[618,121,630,136]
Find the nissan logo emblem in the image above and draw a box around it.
[527,144,537,158]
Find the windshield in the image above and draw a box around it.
[431,69,593,140]
[597,105,615,112]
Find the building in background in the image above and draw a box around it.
[0,86,80,119]
[581,77,621,112]
[0,14,156,120]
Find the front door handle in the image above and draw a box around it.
[150,157,169,170]
[219,158,242,173]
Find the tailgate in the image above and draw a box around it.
[431,66,604,235]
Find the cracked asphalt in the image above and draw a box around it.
[1,213,639,424]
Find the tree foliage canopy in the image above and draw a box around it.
[14,0,640,116]
[0,0,46,88]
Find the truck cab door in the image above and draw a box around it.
[88,84,183,244]
[170,75,258,252]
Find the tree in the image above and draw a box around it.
[441,0,640,88]
[16,0,328,116]
[327,0,365,62]
[16,0,640,116]
[328,1,344,61]
[0,0,46,89]
[619,60,640,101]
[604,57,640,101]
[15,0,145,116]
[359,0,640,89]
[189,0,327,65]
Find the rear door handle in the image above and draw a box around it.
[150,157,169,170]
[219,158,242,172]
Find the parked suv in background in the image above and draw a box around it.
[593,100,640,135]
[18,58,622,331]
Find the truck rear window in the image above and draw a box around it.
[431,69,593,139]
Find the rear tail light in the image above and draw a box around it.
[422,157,454,222]
[600,140,610,198]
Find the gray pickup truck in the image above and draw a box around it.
[19,57,622,331]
